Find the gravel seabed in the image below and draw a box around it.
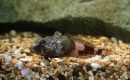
[0,30,130,80]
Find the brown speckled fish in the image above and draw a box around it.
[31,31,105,58]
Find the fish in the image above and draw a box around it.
[31,31,109,58]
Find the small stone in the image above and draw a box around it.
[88,76,94,80]
[10,58,18,65]
[25,62,34,69]
[13,50,26,59]
[122,72,128,79]
[111,37,117,43]
[21,68,31,76]
[54,58,63,62]
[78,59,85,65]
[15,61,24,70]
[10,70,15,78]
[31,54,41,64]
[121,66,127,72]
[23,49,31,53]
[100,77,106,80]
[40,62,46,67]
[35,72,40,79]
[115,61,123,69]
[10,30,16,37]
[115,75,120,79]
[91,63,101,70]
[88,71,94,80]
[26,74,32,80]
[123,58,130,66]
[109,63,115,67]
[51,59,57,67]
[44,60,50,66]
[13,49,20,54]
[91,55,102,61]
[20,56,32,62]
[0,74,5,79]
[3,54,12,63]
[63,57,70,64]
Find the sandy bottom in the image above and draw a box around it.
[0,30,130,80]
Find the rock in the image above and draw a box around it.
[91,63,101,70]
[3,54,12,63]
[15,61,24,70]
[21,68,31,76]
[0,0,130,42]
[91,55,102,62]
[10,30,17,37]
[19,56,32,62]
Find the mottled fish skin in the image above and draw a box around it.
[31,32,105,58]
[31,32,75,57]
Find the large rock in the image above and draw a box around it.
[0,0,130,42]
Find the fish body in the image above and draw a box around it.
[31,32,75,57]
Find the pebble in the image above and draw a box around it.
[122,72,128,79]
[109,63,115,67]
[25,62,34,69]
[23,49,31,53]
[40,62,46,67]
[91,63,101,70]
[26,74,32,80]
[123,58,130,66]
[3,54,12,63]
[51,59,57,67]
[54,58,63,62]
[121,66,127,72]
[20,56,32,62]
[35,72,40,79]
[13,50,26,59]
[10,58,18,65]
[15,61,24,70]
[115,61,123,69]
[89,76,94,80]
[88,71,94,80]
[91,55,102,61]
[21,68,31,76]
[111,37,117,43]
[13,49,20,54]
[10,30,16,37]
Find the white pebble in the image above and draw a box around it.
[26,74,31,80]
[31,71,36,75]
[13,49,20,54]
[10,30,16,36]
[15,61,24,70]
[89,76,94,80]
[91,63,101,70]
[35,72,40,79]
[91,55,102,61]
[88,71,94,80]
[111,37,117,43]
[21,68,31,76]
[15,76,18,80]
[4,54,12,63]
[54,58,63,62]
[40,62,46,67]
[20,56,32,62]
[13,50,26,59]
[109,63,115,67]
